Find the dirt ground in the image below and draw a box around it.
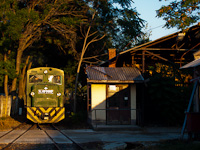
[0,116,22,131]
[0,142,105,150]
[1,117,200,150]
[1,140,200,150]
[0,116,103,150]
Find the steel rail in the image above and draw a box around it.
[37,124,61,150]
[52,124,85,150]
[1,123,35,150]
[0,121,28,139]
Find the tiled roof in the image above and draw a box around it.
[86,66,144,83]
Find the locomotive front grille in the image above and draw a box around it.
[34,98,57,107]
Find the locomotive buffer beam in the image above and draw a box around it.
[27,107,65,123]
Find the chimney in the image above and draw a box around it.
[108,48,116,67]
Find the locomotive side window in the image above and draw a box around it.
[48,75,61,84]
[29,75,43,83]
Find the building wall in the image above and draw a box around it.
[130,84,136,124]
[91,84,106,122]
[89,83,137,125]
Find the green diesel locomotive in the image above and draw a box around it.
[26,67,65,123]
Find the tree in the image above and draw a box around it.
[0,0,87,97]
[87,0,145,51]
[0,18,16,96]
[146,63,192,125]
[1,0,146,113]
[71,0,146,111]
[157,0,200,30]
[74,11,106,112]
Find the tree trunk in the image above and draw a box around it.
[18,56,30,99]
[23,62,32,106]
[11,48,23,94]
[74,41,87,113]
[4,53,8,96]
[74,72,79,113]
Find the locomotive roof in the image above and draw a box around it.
[27,67,64,74]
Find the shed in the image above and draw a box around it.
[180,51,200,138]
[100,23,200,75]
[85,66,144,127]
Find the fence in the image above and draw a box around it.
[0,96,12,117]
[90,108,140,127]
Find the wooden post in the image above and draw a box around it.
[142,51,145,74]
[181,81,198,139]
[131,55,134,67]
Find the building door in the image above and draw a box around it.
[106,84,131,125]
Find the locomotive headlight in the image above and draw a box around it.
[57,93,61,97]
[44,70,48,74]
[30,92,35,97]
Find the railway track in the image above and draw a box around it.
[37,124,85,150]
[0,122,35,150]
[0,123,85,150]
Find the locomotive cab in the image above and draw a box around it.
[26,67,65,123]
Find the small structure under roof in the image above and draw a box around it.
[85,66,144,128]
[86,66,144,83]
[100,23,200,74]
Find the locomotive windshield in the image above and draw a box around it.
[48,75,61,84]
[29,75,43,83]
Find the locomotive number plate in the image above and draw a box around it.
[38,89,54,94]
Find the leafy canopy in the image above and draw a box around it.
[81,0,145,51]
[157,0,200,30]
[0,0,88,53]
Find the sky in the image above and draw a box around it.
[133,0,180,41]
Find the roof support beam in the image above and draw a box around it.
[130,48,197,52]
[145,50,169,62]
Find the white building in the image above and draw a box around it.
[85,66,144,128]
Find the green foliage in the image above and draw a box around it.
[0,0,89,93]
[69,111,87,125]
[81,0,145,53]
[146,63,192,125]
[0,0,147,96]
[157,0,200,30]
[0,58,16,87]
[60,17,82,26]
[63,60,77,90]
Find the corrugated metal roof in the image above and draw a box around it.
[86,66,144,83]
[180,58,200,69]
